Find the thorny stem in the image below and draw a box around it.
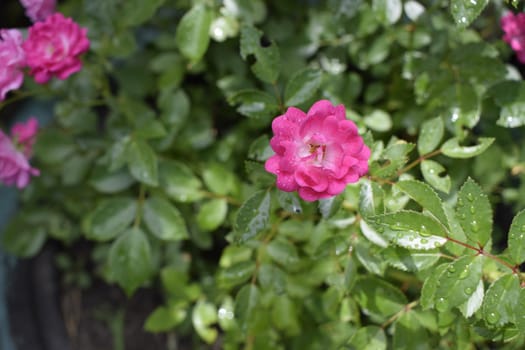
[381,300,419,329]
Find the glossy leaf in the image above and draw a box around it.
[369,210,448,250]
[393,312,430,350]
[346,326,386,350]
[127,139,158,186]
[266,239,300,267]
[196,198,228,232]
[230,89,279,119]
[395,180,448,225]
[234,190,271,242]
[352,276,407,318]
[234,284,260,332]
[159,161,204,202]
[456,178,492,247]
[418,117,444,155]
[441,137,494,159]
[143,196,188,241]
[516,289,525,333]
[482,274,520,326]
[359,179,385,218]
[383,247,441,272]
[284,68,322,107]
[240,25,280,83]
[420,264,448,310]
[372,0,402,24]
[175,4,213,61]
[459,280,484,318]
[319,195,344,219]
[420,160,451,193]
[84,197,136,241]
[434,255,483,312]
[108,227,152,296]
[507,209,525,265]
[1,217,47,258]
[144,305,186,333]
[192,300,218,344]
[217,261,256,289]
[450,0,489,28]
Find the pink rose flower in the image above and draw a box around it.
[0,125,40,189]
[265,100,370,202]
[11,117,39,157]
[23,13,90,84]
[19,0,56,22]
[0,29,26,101]
[501,12,525,63]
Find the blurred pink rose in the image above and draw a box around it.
[19,0,56,22]
[265,100,370,202]
[11,117,39,157]
[23,13,90,84]
[0,29,26,101]
[502,12,525,63]
[0,124,40,189]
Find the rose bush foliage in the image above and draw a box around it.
[2,0,525,349]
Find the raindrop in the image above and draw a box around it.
[447,265,456,273]
[486,312,500,324]
[377,227,385,233]
[471,221,479,233]
[458,268,469,280]
[469,206,475,214]
[520,224,525,232]
[436,297,449,312]
[392,222,404,231]
[467,193,474,202]
[420,238,429,244]
[459,213,467,220]
[420,225,430,237]
[457,199,464,207]
[434,241,441,248]
[464,287,473,295]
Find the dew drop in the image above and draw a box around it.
[447,265,456,273]
[464,287,473,295]
[457,199,464,207]
[420,238,429,244]
[434,241,441,248]
[458,268,469,280]
[520,224,525,232]
[436,297,449,312]
[471,220,479,233]
[459,213,467,220]
[469,206,475,214]
[420,225,430,237]
[467,193,474,202]
[377,227,384,233]
[487,312,500,324]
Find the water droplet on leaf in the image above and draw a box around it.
[464,287,473,295]
[487,312,500,324]
[436,297,449,312]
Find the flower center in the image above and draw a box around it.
[308,143,326,165]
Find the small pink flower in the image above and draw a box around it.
[0,29,26,101]
[11,117,39,157]
[0,127,39,189]
[19,0,56,22]
[265,100,370,202]
[502,12,525,63]
[23,13,90,84]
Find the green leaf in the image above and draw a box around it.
[197,198,228,232]
[364,110,392,132]
[418,117,444,155]
[34,130,75,164]
[441,137,494,159]
[456,178,492,247]
[359,179,385,218]
[192,300,218,344]
[369,141,415,178]
[230,89,279,119]
[202,163,236,195]
[459,280,484,318]
[217,261,256,289]
[434,255,483,312]
[420,160,451,193]
[1,217,46,258]
[372,0,402,24]
[143,196,189,241]
[383,247,441,272]
[159,89,190,126]
[420,264,448,310]
[122,0,165,26]
[277,191,303,214]
[159,160,204,202]
[319,195,344,219]
[84,198,137,242]
[360,220,388,248]
[234,190,271,242]
[234,284,260,332]
[516,289,525,333]
[144,305,186,333]
[266,239,300,267]
[271,296,300,335]
[482,274,520,326]
[346,326,386,350]
[90,167,135,194]
[352,276,407,318]
[108,227,152,296]
[395,180,448,225]
[240,26,280,83]
[284,68,322,107]
[369,211,448,250]
[393,312,430,350]
[175,4,213,61]
[127,139,158,186]
[507,209,525,265]
[450,0,488,27]
[490,81,525,128]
